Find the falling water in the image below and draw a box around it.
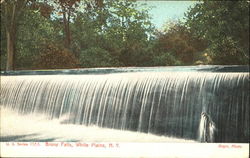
[0,70,249,142]
[198,112,216,142]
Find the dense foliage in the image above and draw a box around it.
[36,44,80,69]
[185,0,249,65]
[153,21,208,65]
[1,0,249,70]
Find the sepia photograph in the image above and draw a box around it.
[0,0,249,157]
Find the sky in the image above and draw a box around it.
[137,1,197,29]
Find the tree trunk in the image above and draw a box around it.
[3,0,26,70]
[5,2,17,71]
[6,29,15,70]
[63,10,71,48]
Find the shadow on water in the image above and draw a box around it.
[0,134,62,142]
[0,134,140,142]
[0,134,37,142]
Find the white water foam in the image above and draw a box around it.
[0,107,196,142]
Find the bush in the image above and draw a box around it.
[79,47,120,67]
[210,37,248,65]
[36,44,80,69]
[153,52,182,66]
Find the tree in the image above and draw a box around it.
[1,0,57,70]
[1,0,155,69]
[16,8,57,69]
[104,0,154,66]
[71,0,154,67]
[185,0,249,65]
[153,21,207,65]
[1,0,30,70]
[55,0,80,48]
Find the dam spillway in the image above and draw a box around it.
[0,66,249,142]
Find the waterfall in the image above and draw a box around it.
[0,71,249,142]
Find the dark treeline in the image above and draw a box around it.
[1,0,249,70]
